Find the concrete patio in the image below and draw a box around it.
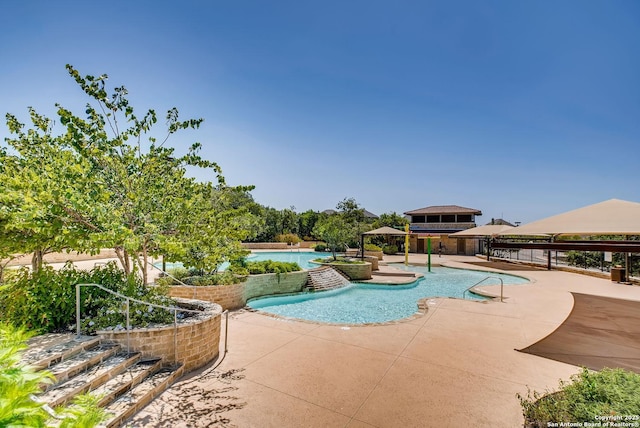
[129,254,640,427]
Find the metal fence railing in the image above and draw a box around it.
[485,249,639,280]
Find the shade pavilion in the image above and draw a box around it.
[450,225,515,261]
[494,199,640,276]
[359,226,408,258]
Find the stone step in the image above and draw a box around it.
[23,335,102,370]
[100,364,184,428]
[373,271,416,277]
[47,343,121,386]
[24,334,185,427]
[91,358,163,408]
[40,351,141,408]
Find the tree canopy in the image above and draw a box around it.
[312,215,352,260]
[1,65,257,282]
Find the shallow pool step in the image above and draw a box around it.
[372,271,417,277]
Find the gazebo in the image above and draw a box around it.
[359,226,408,261]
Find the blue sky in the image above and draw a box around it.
[1,0,639,224]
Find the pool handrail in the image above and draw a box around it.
[462,276,504,302]
[147,260,189,286]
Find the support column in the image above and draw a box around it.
[486,238,491,261]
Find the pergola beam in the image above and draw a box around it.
[491,241,640,252]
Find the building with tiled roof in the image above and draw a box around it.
[403,205,482,255]
[404,205,482,216]
[486,218,515,227]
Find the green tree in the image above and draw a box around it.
[369,212,409,247]
[335,197,365,247]
[372,212,409,229]
[298,209,320,240]
[168,183,256,273]
[1,65,256,282]
[1,109,105,273]
[336,197,365,224]
[280,206,299,236]
[253,206,283,242]
[312,215,351,260]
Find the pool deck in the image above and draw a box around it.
[127,253,640,427]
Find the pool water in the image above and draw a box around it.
[248,266,529,324]
[154,251,322,272]
[245,251,323,270]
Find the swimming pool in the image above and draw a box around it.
[154,251,322,272]
[245,251,323,270]
[247,266,529,324]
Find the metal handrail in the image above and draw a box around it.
[146,260,189,286]
[75,283,205,363]
[462,276,504,302]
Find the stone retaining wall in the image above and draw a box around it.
[363,255,379,270]
[97,299,222,373]
[169,270,310,309]
[346,250,384,260]
[244,271,309,300]
[318,261,372,280]
[241,241,322,249]
[169,283,246,311]
[299,241,322,249]
[242,242,288,250]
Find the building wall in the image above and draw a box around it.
[169,283,246,311]
[408,235,476,256]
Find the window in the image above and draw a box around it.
[426,215,440,223]
[412,215,425,223]
[441,215,455,222]
[457,214,472,222]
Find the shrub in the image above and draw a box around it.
[364,243,382,252]
[181,271,245,286]
[167,267,190,280]
[382,245,398,255]
[0,262,174,333]
[155,266,216,286]
[229,260,301,275]
[518,367,640,427]
[276,233,301,245]
[0,265,85,332]
[566,251,604,269]
[314,243,327,252]
[83,282,175,333]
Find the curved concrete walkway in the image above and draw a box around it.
[129,254,640,427]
